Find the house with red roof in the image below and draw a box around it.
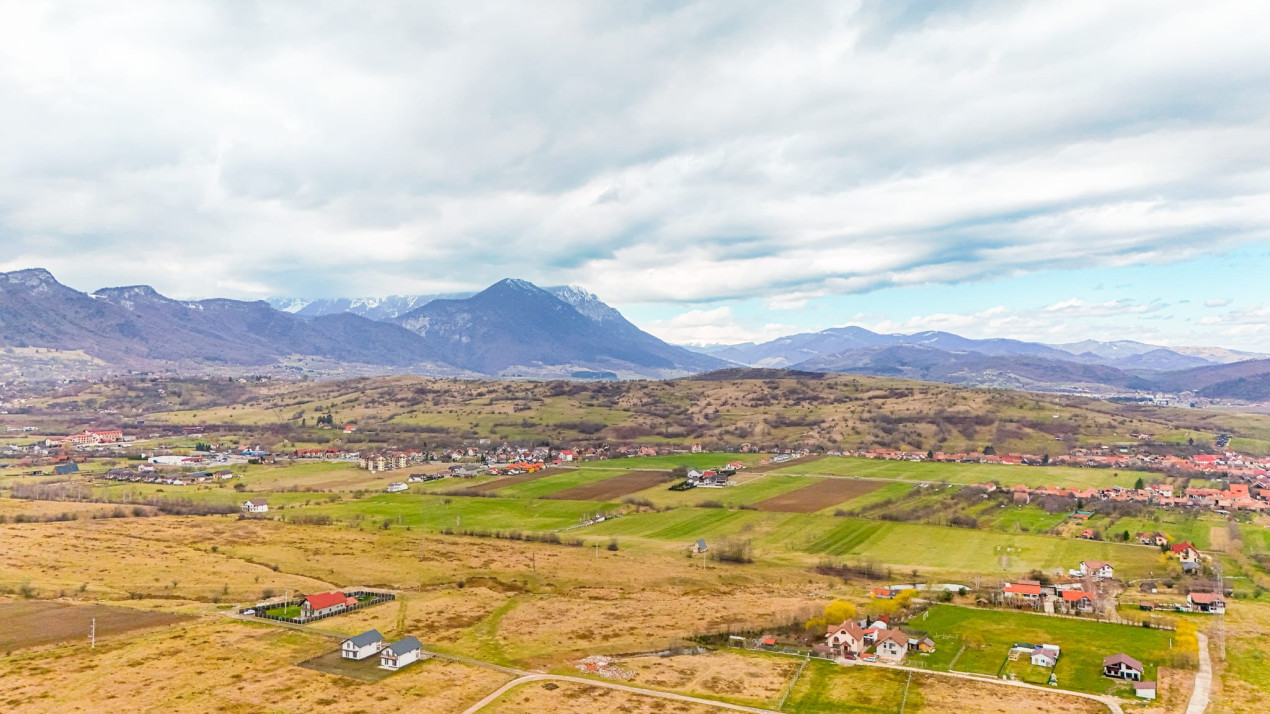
[1003,582,1043,604]
[825,621,866,657]
[1080,560,1114,579]
[300,591,356,620]
[1187,592,1226,614]
[873,629,909,662]
[1059,590,1094,613]
[1170,542,1201,564]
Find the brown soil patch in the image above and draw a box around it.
[1208,526,1229,552]
[755,478,884,512]
[544,471,675,501]
[622,651,797,707]
[912,672,1105,713]
[467,468,568,493]
[0,600,192,651]
[487,680,718,714]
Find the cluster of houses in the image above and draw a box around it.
[1003,580,1097,614]
[341,629,426,670]
[853,445,1270,481]
[820,617,935,663]
[99,467,235,486]
[44,429,127,447]
[977,480,1270,514]
[683,463,746,488]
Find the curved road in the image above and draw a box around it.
[461,674,779,714]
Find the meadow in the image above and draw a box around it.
[776,456,1141,489]
[912,605,1184,695]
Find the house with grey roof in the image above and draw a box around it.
[379,636,424,670]
[341,629,385,660]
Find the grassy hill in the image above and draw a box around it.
[17,372,1270,455]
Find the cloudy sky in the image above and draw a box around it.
[3,1,1269,349]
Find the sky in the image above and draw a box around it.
[2,1,1270,350]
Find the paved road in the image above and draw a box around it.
[461,674,780,714]
[1187,633,1211,714]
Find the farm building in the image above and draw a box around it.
[53,462,79,475]
[301,591,355,620]
[242,498,268,514]
[690,538,708,554]
[1134,681,1157,700]
[1187,592,1226,614]
[342,630,385,660]
[1103,653,1144,680]
[385,482,408,493]
[380,636,424,670]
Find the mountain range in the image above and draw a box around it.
[0,269,724,379]
[5,267,1270,400]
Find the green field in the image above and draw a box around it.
[783,660,918,713]
[913,605,1184,695]
[492,469,625,499]
[777,457,1138,489]
[585,453,760,470]
[974,503,1069,534]
[306,493,617,532]
[801,517,1162,576]
[264,604,301,618]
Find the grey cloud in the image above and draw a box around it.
[0,1,1268,304]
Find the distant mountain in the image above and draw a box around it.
[714,326,1255,373]
[795,345,1139,392]
[392,279,727,377]
[0,270,728,379]
[268,293,471,321]
[1131,359,1270,396]
[0,269,446,371]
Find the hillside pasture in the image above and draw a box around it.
[914,605,1184,695]
[754,478,885,513]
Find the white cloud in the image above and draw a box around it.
[1204,298,1232,307]
[0,0,1268,309]
[642,307,798,346]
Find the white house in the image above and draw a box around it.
[874,630,908,662]
[1079,560,1114,579]
[825,621,866,657]
[1031,645,1061,667]
[1187,592,1226,614]
[242,498,268,514]
[1103,653,1144,681]
[385,482,408,493]
[379,636,424,670]
[301,591,354,620]
[342,630,385,660]
[1133,681,1157,700]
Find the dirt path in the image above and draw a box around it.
[1186,633,1211,714]
[460,674,779,714]
[856,660,1124,714]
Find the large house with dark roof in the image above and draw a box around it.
[342,630,385,660]
[379,636,424,670]
[1103,653,1144,680]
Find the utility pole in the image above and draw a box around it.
[1216,560,1226,661]
[90,618,95,649]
